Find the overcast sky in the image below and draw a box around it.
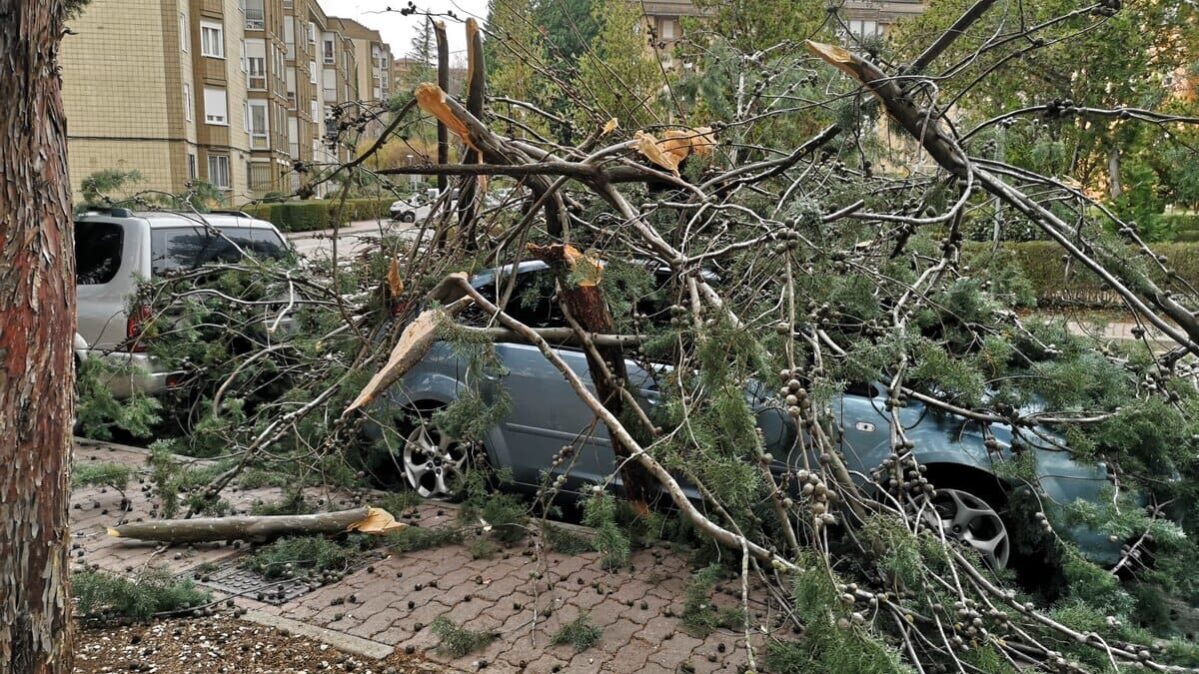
[323,0,491,65]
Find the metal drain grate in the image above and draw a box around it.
[185,560,321,605]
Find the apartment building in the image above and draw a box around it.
[284,0,358,194]
[329,18,394,137]
[61,0,389,202]
[637,0,928,58]
[62,0,252,197]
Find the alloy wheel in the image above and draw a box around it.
[402,418,472,498]
[924,488,1010,570]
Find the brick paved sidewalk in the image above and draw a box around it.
[71,439,770,673]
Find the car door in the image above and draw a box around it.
[473,266,668,494]
[76,218,146,351]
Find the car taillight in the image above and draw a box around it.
[126,304,152,353]
[390,299,412,317]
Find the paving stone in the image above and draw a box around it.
[599,642,651,674]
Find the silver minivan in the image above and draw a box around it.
[74,208,290,398]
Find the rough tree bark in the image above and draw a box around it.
[0,1,76,672]
[456,18,487,248]
[527,244,658,511]
[434,21,449,196]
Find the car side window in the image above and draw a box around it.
[465,270,565,329]
[151,226,289,276]
[75,221,124,285]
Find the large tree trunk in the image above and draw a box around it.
[527,244,658,511]
[0,1,77,672]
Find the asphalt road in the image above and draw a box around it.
[286,206,430,259]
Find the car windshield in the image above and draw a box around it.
[151,225,289,276]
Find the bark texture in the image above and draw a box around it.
[0,0,76,672]
[527,244,658,509]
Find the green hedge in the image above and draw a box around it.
[243,198,393,232]
[967,241,1199,307]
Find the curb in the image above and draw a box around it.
[240,608,395,660]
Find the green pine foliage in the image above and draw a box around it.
[430,617,497,657]
[73,568,211,622]
[551,613,603,652]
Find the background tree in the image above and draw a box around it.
[573,0,664,129]
[485,0,558,139]
[532,0,596,69]
[895,0,1199,239]
[1,0,78,671]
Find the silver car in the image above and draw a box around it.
[74,207,290,398]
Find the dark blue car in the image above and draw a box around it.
[379,262,1121,569]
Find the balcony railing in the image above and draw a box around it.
[245,8,264,30]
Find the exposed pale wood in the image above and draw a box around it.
[345,307,447,414]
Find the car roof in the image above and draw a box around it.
[136,211,279,230]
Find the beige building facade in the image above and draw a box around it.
[61,0,391,203]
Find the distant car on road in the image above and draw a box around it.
[74,207,290,398]
[389,197,422,222]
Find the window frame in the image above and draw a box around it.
[247,99,269,149]
[207,154,231,190]
[179,11,189,52]
[203,86,228,126]
[183,83,192,121]
[200,20,225,59]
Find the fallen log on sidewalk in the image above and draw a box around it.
[107,506,406,543]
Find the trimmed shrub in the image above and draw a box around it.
[243,198,393,232]
[965,241,1199,307]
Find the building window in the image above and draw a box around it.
[245,0,264,30]
[659,17,677,40]
[307,22,315,46]
[200,21,225,58]
[203,86,228,125]
[286,67,296,104]
[308,60,316,84]
[247,100,269,149]
[284,17,295,59]
[323,38,334,64]
[183,83,192,121]
[246,39,266,89]
[249,162,273,191]
[179,12,189,52]
[207,154,231,189]
[187,152,197,180]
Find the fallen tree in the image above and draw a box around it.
[107,507,406,543]
[82,2,1199,672]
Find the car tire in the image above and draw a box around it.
[400,211,416,223]
[398,406,482,500]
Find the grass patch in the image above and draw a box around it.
[551,613,603,652]
[243,535,356,579]
[430,617,496,657]
[74,568,211,621]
